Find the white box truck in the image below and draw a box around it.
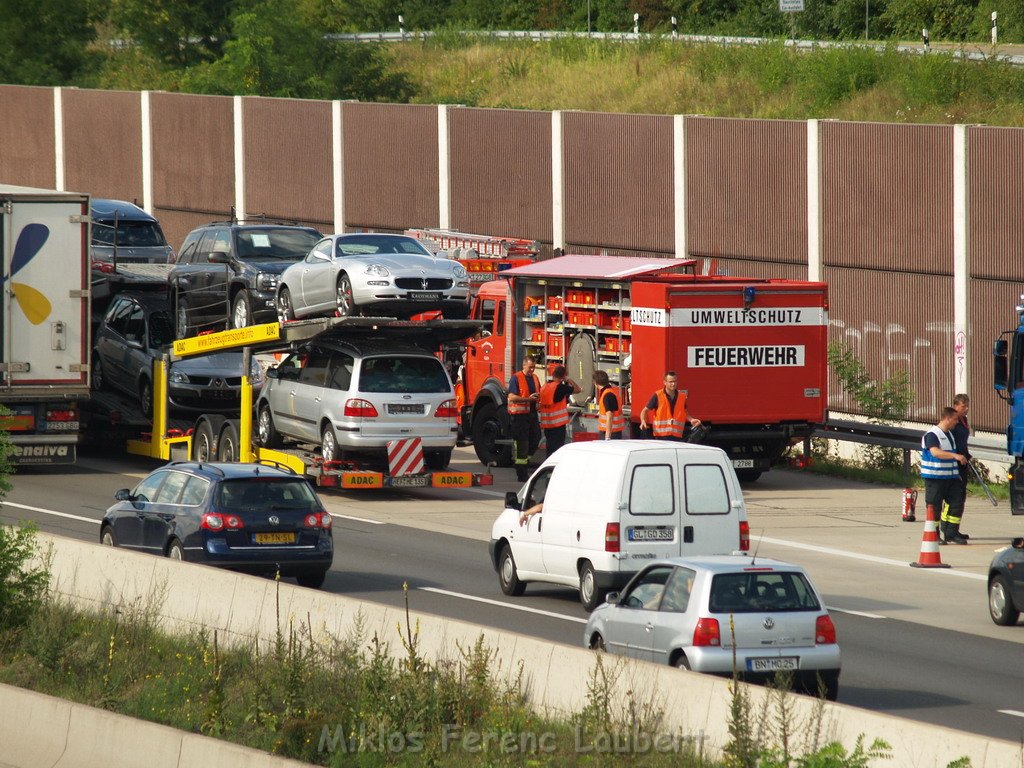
[0,185,91,464]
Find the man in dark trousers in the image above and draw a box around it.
[943,393,972,543]
[921,407,969,545]
[592,370,624,440]
[638,370,701,440]
[507,356,542,481]
[538,365,581,457]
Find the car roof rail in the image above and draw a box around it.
[169,460,227,477]
[204,213,309,228]
[255,458,298,475]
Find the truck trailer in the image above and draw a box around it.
[0,185,91,465]
[460,255,829,481]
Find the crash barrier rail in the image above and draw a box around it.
[814,418,1010,474]
[17,532,1018,768]
[326,30,1024,67]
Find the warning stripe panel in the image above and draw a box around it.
[388,437,424,476]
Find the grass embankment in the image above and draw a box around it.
[384,36,1024,127]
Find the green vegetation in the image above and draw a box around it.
[6,1,1024,125]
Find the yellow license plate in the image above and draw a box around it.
[255,532,295,544]
[431,472,472,488]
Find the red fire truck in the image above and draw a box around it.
[405,228,539,288]
[459,255,829,481]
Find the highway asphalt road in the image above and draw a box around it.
[2,449,1024,743]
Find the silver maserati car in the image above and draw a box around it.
[276,233,471,321]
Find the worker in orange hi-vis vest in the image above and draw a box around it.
[639,370,701,441]
[592,370,625,440]
[538,365,581,457]
[507,356,542,481]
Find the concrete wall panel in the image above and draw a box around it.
[62,89,142,203]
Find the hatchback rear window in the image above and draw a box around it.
[92,220,168,248]
[359,356,450,394]
[709,571,820,613]
[215,479,320,513]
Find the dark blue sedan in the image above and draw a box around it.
[100,462,334,588]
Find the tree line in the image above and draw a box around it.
[0,0,1022,102]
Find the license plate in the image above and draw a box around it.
[46,421,80,431]
[627,527,674,542]
[254,532,295,544]
[747,657,798,672]
[409,291,442,301]
[387,403,426,415]
[469,273,494,282]
[390,475,428,488]
[732,459,754,468]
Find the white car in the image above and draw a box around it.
[583,555,841,700]
[276,233,471,321]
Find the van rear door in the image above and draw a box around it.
[621,451,685,559]
[678,457,739,554]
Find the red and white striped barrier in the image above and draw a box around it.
[388,438,425,476]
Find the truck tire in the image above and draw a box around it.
[566,332,597,406]
[257,404,282,448]
[471,402,512,467]
[736,469,763,483]
[193,420,216,462]
[424,449,452,470]
[218,421,240,462]
[231,290,252,329]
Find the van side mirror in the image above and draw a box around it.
[504,492,521,510]
[994,338,1009,392]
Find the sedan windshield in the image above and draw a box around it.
[359,356,451,393]
[236,228,321,259]
[709,572,820,613]
[335,235,432,257]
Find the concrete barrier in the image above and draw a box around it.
[9,532,1021,768]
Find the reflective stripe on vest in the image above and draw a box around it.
[651,389,688,438]
[507,371,540,415]
[920,426,958,479]
[598,386,625,433]
[538,381,569,428]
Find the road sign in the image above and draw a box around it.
[780,0,804,11]
[172,321,281,357]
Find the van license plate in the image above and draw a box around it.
[732,459,754,468]
[747,657,798,672]
[627,527,674,542]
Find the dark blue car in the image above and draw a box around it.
[100,462,334,588]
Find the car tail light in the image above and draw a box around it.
[692,618,721,647]
[46,408,78,422]
[739,520,750,551]
[815,614,837,645]
[304,512,332,529]
[434,399,458,418]
[604,522,620,553]
[92,259,115,274]
[344,398,379,418]
[201,513,244,531]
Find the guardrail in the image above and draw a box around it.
[325,29,1024,67]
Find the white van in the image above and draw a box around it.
[488,440,750,610]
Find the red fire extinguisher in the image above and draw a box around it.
[902,488,918,522]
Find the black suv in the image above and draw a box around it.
[169,221,322,337]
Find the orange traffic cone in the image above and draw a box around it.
[910,504,950,569]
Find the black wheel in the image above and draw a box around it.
[498,545,526,596]
[424,449,452,471]
[231,290,252,329]
[257,404,282,448]
[322,422,340,461]
[336,274,355,318]
[218,422,240,462]
[736,469,763,483]
[579,561,606,612]
[100,525,116,547]
[589,633,606,652]
[296,570,328,589]
[471,402,512,467]
[989,575,1020,626]
[176,299,190,339]
[92,353,106,391]
[166,539,184,561]
[673,653,692,670]
[277,286,295,323]
[139,378,153,418]
[193,420,216,462]
[817,670,840,702]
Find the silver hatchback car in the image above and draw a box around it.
[583,555,841,700]
[255,338,458,470]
